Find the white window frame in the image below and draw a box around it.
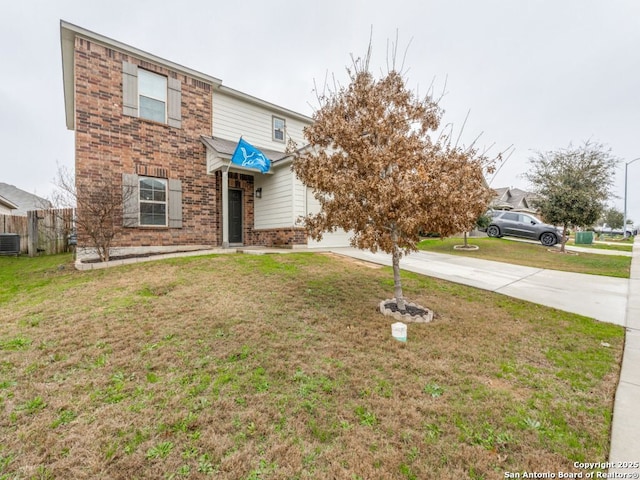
[272,116,286,143]
[139,177,168,227]
[138,69,167,123]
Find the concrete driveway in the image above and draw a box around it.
[329,247,629,326]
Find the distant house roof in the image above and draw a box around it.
[0,194,18,211]
[0,183,52,215]
[491,187,538,213]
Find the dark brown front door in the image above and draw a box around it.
[229,189,243,244]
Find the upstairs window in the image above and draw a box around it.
[122,61,182,128]
[138,69,167,123]
[139,177,167,226]
[273,116,285,142]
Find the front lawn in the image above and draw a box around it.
[0,253,624,479]
[418,237,631,278]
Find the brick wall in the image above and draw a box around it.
[252,227,308,247]
[73,37,221,248]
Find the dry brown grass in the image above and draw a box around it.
[0,252,624,479]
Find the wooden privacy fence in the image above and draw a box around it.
[0,208,75,256]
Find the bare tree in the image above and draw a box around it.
[293,48,495,313]
[51,165,134,262]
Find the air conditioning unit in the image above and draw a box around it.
[0,234,20,255]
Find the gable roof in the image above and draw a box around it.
[0,183,52,215]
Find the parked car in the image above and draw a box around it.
[594,225,638,236]
[483,211,562,246]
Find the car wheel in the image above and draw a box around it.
[540,232,557,246]
[487,225,500,238]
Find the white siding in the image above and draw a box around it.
[210,89,315,232]
[212,92,308,150]
[305,188,352,248]
[254,169,294,229]
[292,175,306,224]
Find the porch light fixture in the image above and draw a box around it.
[255,187,262,199]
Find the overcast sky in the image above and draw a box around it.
[2,0,640,222]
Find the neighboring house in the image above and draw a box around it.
[0,194,18,215]
[60,21,350,254]
[0,183,52,216]
[491,187,538,214]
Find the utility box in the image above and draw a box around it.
[0,233,20,255]
[575,231,594,245]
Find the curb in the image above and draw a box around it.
[608,240,640,473]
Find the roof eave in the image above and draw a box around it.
[0,195,19,210]
[61,22,75,130]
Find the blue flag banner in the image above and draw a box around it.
[230,138,271,173]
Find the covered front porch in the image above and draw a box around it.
[201,136,306,248]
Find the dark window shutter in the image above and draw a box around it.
[168,179,182,228]
[122,61,138,117]
[167,77,182,128]
[122,173,139,227]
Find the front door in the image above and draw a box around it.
[228,189,243,244]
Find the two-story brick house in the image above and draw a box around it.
[60,21,350,258]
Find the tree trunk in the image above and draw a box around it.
[463,231,468,248]
[560,225,567,253]
[391,228,406,312]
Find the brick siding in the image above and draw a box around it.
[252,227,308,247]
[72,37,307,250]
[74,37,221,248]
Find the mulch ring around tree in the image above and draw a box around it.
[453,244,480,251]
[379,299,434,323]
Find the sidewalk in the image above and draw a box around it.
[608,241,640,471]
[502,236,633,256]
[330,245,638,471]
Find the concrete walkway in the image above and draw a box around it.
[502,236,633,256]
[566,244,633,256]
[330,245,639,472]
